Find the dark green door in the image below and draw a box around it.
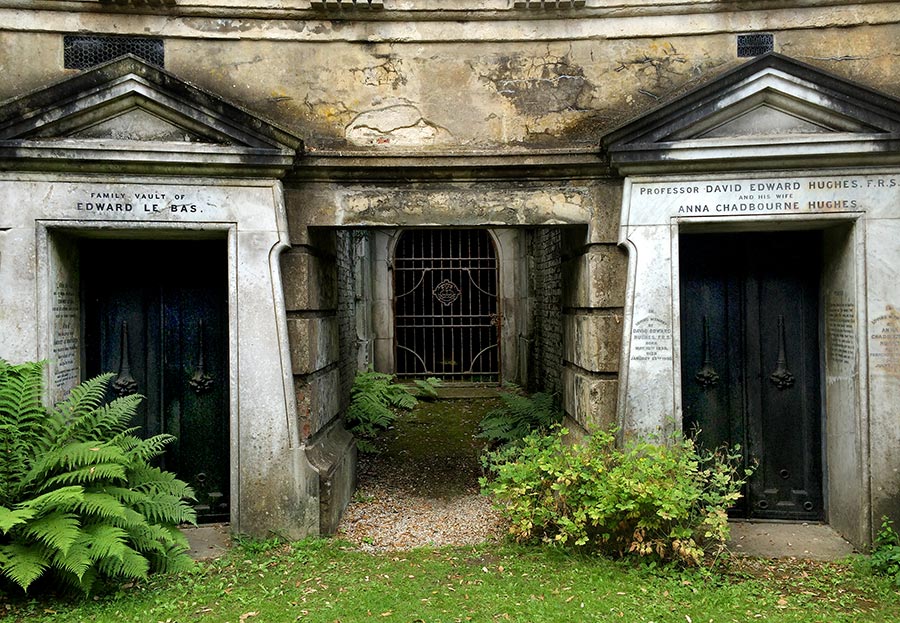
[82,239,229,522]
[680,231,823,520]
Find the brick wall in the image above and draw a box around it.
[529,227,563,395]
[335,229,372,406]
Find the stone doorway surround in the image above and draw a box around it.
[601,53,900,549]
[0,56,330,539]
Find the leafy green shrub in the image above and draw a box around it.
[476,389,563,449]
[481,426,749,566]
[0,359,196,593]
[345,370,440,452]
[871,516,900,584]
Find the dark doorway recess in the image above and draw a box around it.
[680,231,823,521]
[82,239,229,522]
[394,229,500,382]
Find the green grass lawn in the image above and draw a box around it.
[2,538,899,623]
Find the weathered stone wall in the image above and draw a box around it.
[527,227,563,396]
[1,5,898,153]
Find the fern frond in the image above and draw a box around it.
[25,442,126,491]
[65,395,143,443]
[79,524,129,561]
[18,486,85,516]
[122,434,176,464]
[21,511,81,557]
[75,492,128,522]
[43,463,128,489]
[127,465,196,501]
[146,542,194,574]
[95,546,149,581]
[0,505,34,534]
[0,542,50,590]
[0,361,47,503]
[51,539,92,582]
[134,495,197,525]
[45,372,116,443]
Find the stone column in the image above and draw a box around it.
[281,226,356,535]
[560,182,627,433]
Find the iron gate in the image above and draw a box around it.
[393,229,500,382]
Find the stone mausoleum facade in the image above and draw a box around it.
[1,1,899,549]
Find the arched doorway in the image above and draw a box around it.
[393,229,500,382]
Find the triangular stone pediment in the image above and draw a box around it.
[67,107,215,143]
[602,53,900,172]
[0,55,302,175]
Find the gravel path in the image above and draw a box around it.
[336,398,507,551]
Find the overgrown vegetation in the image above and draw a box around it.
[345,369,440,452]
[481,425,750,566]
[476,389,563,449]
[0,359,195,594]
[871,516,900,585]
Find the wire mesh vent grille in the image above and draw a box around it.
[64,35,164,70]
[737,33,774,58]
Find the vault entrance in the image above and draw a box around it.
[393,229,500,382]
[82,239,230,522]
[679,231,824,520]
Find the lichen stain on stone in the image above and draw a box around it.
[345,104,451,146]
[478,50,592,116]
[351,56,408,90]
[614,42,691,99]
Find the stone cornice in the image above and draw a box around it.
[288,148,610,182]
[1,2,898,42]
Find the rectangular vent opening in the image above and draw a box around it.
[64,35,164,70]
[737,33,774,58]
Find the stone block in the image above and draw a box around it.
[589,181,623,244]
[287,316,339,375]
[306,423,357,536]
[295,368,342,439]
[562,245,627,309]
[562,367,618,432]
[563,312,622,373]
[281,248,338,311]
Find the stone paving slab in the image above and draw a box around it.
[728,521,857,561]
[182,523,231,561]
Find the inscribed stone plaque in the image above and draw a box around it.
[630,314,672,363]
[870,305,900,377]
[826,290,856,373]
[51,280,79,389]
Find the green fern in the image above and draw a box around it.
[477,390,563,449]
[0,359,196,594]
[345,370,428,452]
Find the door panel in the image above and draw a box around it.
[82,239,229,522]
[680,231,823,520]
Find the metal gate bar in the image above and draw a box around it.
[394,229,500,382]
